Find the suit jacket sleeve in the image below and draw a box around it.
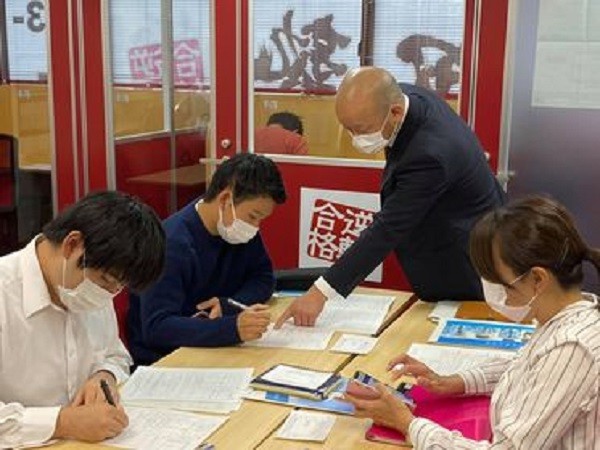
[323,152,449,297]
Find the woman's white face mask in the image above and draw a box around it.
[481,271,538,322]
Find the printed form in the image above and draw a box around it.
[330,334,378,354]
[316,294,395,335]
[104,407,227,450]
[261,365,333,390]
[120,367,253,413]
[405,343,515,376]
[245,323,334,350]
[276,410,336,442]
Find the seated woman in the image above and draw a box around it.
[345,196,600,449]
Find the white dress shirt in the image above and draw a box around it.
[0,238,131,448]
[409,294,600,449]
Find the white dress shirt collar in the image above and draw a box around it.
[19,236,56,318]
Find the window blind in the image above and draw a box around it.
[372,0,465,96]
[110,0,210,87]
[5,0,47,81]
[253,0,362,91]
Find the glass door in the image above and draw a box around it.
[107,0,212,218]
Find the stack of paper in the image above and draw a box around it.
[245,323,334,350]
[104,407,227,450]
[316,294,395,335]
[250,364,343,400]
[120,367,253,414]
[406,343,514,375]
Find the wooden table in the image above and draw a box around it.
[258,301,436,450]
[158,289,415,375]
[127,164,206,187]
[46,289,415,449]
[341,300,437,381]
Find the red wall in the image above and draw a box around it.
[260,162,411,292]
[115,132,207,218]
[472,0,509,172]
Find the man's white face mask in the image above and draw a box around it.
[351,108,403,154]
[217,201,259,245]
[58,256,117,313]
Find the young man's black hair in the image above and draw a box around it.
[204,153,287,204]
[42,191,166,291]
[267,112,304,136]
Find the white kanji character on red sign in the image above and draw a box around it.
[341,209,374,238]
[307,230,338,261]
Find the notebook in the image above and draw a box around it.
[366,386,491,446]
[250,364,343,400]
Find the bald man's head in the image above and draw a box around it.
[336,67,406,141]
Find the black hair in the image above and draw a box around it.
[204,153,287,204]
[43,191,166,291]
[267,112,304,136]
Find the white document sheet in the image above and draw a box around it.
[315,294,395,335]
[104,407,227,450]
[276,410,336,442]
[120,367,253,413]
[406,343,514,376]
[244,323,334,350]
[262,365,332,390]
[427,301,460,323]
[330,334,378,354]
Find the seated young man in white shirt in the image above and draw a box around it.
[0,191,165,447]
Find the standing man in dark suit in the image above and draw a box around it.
[275,67,505,328]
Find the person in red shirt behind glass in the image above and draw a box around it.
[254,112,309,155]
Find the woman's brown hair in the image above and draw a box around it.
[470,195,600,290]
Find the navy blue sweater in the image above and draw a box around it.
[127,200,275,366]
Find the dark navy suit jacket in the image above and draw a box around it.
[324,83,505,301]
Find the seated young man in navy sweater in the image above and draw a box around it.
[127,154,287,366]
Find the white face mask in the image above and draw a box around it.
[352,108,405,154]
[58,257,117,313]
[481,274,537,323]
[217,201,259,245]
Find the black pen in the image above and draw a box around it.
[100,379,116,406]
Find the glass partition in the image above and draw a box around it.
[108,0,211,218]
[251,0,466,161]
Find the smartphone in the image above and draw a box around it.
[346,379,380,399]
[347,371,414,406]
